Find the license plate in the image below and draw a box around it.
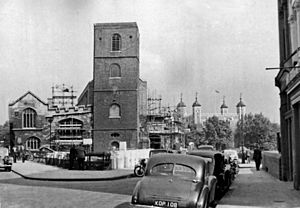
[154,200,178,208]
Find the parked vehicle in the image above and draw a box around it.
[133,149,173,177]
[188,150,233,198]
[197,145,215,151]
[131,154,217,208]
[134,158,147,177]
[223,149,239,162]
[0,147,13,171]
[223,149,239,177]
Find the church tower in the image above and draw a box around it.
[192,93,201,125]
[93,22,140,152]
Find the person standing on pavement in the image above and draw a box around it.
[76,144,86,170]
[69,145,76,170]
[253,145,262,170]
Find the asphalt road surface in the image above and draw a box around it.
[0,170,139,208]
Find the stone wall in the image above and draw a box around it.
[262,151,281,179]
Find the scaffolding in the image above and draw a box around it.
[49,84,77,108]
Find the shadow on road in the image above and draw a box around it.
[114,202,132,208]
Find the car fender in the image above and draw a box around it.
[131,180,141,204]
[197,185,209,208]
[207,175,217,204]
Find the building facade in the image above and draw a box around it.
[92,22,147,152]
[276,0,300,190]
[8,91,49,151]
[9,88,92,152]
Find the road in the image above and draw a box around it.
[0,170,140,208]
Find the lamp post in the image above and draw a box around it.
[236,93,246,164]
[46,117,53,148]
[241,113,245,164]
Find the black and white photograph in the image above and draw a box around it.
[0,0,299,207]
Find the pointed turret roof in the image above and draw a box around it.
[192,93,201,107]
[177,93,186,108]
[220,96,228,108]
[236,94,246,107]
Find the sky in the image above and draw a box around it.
[0,0,280,124]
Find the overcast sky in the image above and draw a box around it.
[0,0,280,124]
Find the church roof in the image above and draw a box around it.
[9,91,47,106]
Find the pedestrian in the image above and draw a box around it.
[76,144,86,170]
[253,145,262,170]
[21,151,26,163]
[69,145,76,170]
[246,149,251,164]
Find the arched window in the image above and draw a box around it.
[111,33,121,51]
[26,137,40,150]
[57,118,83,142]
[109,104,121,118]
[22,108,37,128]
[110,64,121,77]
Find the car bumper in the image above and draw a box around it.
[131,204,161,208]
[0,164,12,168]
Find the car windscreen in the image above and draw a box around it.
[150,163,196,178]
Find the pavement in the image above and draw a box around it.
[217,161,300,208]
[11,160,133,181]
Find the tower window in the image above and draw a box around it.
[22,108,37,128]
[109,104,121,118]
[111,33,121,51]
[110,64,121,77]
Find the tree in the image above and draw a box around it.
[0,121,10,147]
[185,123,206,148]
[234,113,279,150]
[203,116,233,150]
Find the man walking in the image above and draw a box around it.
[76,144,86,170]
[69,145,76,170]
[253,145,262,171]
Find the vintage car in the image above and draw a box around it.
[223,149,239,162]
[197,145,215,151]
[131,154,217,208]
[0,147,13,171]
[134,149,173,177]
[187,150,232,197]
[149,149,174,157]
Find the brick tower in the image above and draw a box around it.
[93,22,140,152]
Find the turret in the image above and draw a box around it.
[236,94,246,119]
[192,92,202,124]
